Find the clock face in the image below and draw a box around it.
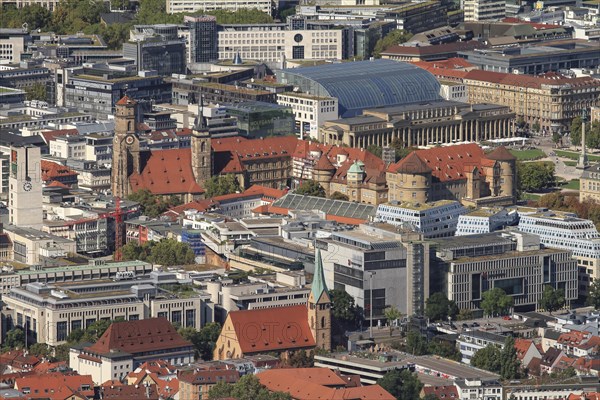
[125,135,135,145]
[294,34,303,43]
[23,181,32,192]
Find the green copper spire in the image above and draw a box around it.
[311,248,329,302]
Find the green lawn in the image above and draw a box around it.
[555,149,600,162]
[563,161,577,167]
[562,179,580,190]
[509,149,546,161]
[521,193,541,201]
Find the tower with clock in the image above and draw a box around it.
[8,145,43,229]
[111,95,141,198]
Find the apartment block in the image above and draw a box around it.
[0,29,28,64]
[277,92,338,140]
[464,0,506,21]
[167,0,273,15]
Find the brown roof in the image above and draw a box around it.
[464,69,600,90]
[178,368,239,385]
[99,383,159,400]
[116,95,136,106]
[315,154,336,171]
[40,129,79,144]
[15,373,94,400]
[388,151,432,174]
[486,146,516,161]
[86,318,192,356]
[129,149,204,196]
[422,385,459,398]
[41,160,78,183]
[226,305,315,354]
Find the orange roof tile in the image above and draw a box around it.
[315,154,336,171]
[129,149,204,196]
[569,394,600,400]
[116,95,136,106]
[388,151,432,174]
[99,383,159,400]
[41,160,78,183]
[226,305,315,354]
[15,373,94,400]
[514,338,533,360]
[422,385,459,398]
[212,136,297,175]
[40,129,79,144]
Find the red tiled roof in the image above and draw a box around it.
[388,151,432,174]
[86,317,192,356]
[178,368,239,385]
[99,383,159,400]
[411,57,475,70]
[212,185,286,203]
[226,305,315,354]
[422,385,459,398]
[133,360,176,376]
[514,338,533,360]
[47,180,70,188]
[487,146,516,161]
[101,379,125,387]
[164,199,218,217]
[315,154,336,171]
[129,149,204,196]
[40,129,79,144]
[569,394,600,400]
[558,331,589,345]
[15,373,94,400]
[116,95,136,105]
[31,360,67,374]
[41,160,78,183]
[0,350,40,370]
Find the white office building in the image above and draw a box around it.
[277,92,338,140]
[463,0,506,21]
[376,200,467,238]
[456,207,518,236]
[167,0,273,15]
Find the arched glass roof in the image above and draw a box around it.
[279,59,442,117]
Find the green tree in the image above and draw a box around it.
[471,344,502,372]
[2,328,25,350]
[82,319,112,342]
[406,331,428,355]
[330,191,349,201]
[517,161,555,193]
[295,180,326,197]
[373,29,413,58]
[532,122,540,133]
[207,9,274,24]
[53,344,70,362]
[134,0,182,24]
[457,308,474,321]
[110,0,131,10]
[377,369,423,400]
[384,306,402,336]
[587,121,600,150]
[367,144,383,158]
[587,279,600,309]
[538,285,565,314]
[500,336,521,380]
[178,322,222,360]
[208,374,292,400]
[288,349,314,367]
[480,287,513,317]
[205,175,242,198]
[570,116,583,146]
[149,239,196,266]
[329,289,364,346]
[25,83,47,102]
[552,131,562,146]
[28,342,51,358]
[428,340,461,361]
[67,328,85,343]
[128,189,182,218]
[424,395,441,400]
[425,292,458,322]
[0,4,53,30]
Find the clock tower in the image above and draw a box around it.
[191,97,212,187]
[9,145,43,229]
[111,95,141,198]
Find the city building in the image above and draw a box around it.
[8,145,43,229]
[455,207,518,235]
[178,366,240,400]
[381,41,487,62]
[429,231,579,313]
[458,330,507,363]
[223,101,295,138]
[69,318,195,384]
[213,249,331,359]
[0,29,28,64]
[318,223,429,318]
[0,86,25,104]
[277,60,442,118]
[184,15,218,64]
[376,200,468,238]
[4,272,213,346]
[277,92,338,140]
[464,0,506,21]
[580,163,600,204]
[167,0,273,15]
[386,144,517,207]
[320,100,515,148]
[124,25,187,76]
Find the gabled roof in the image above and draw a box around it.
[98,383,159,400]
[226,305,315,354]
[14,373,94,400]
[486,146,515,162]
[40,129,79,144]
[129,149,204,196]
[315,154,336,171]
[41,160,78,182]
[85,317,192,356]
[422,385,459,398]
[388,151,432,174]
[178,368,239,385]
[116,95,136,106]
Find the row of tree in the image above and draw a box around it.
[569,117,600,149]
[120,238,196,266]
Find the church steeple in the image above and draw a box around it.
[308,248,331,351]
[111,95,140,198]
[191,95,212,188]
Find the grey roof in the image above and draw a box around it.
[273,193,376,221]
[278,59,441,118]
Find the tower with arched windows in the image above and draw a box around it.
[308,249,332,351]
[111,95,141,198]
[191,97,212,186]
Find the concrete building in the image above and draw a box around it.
[184,15,218,64]
[0,29,28,64]
[457,330,507,363]
[429,231,578,313]
[3,225,77,266]
[277,92,338,140]
[376,200,467,238]
[124,25,187,76]
[0,86,26,104]
[464,0,506,21]
[317,223,429,318]
[8,145,43,229]
[4,272,213,346]
[48,135,86,160]
[167,0,273,15]
[455,207,518,236]
[580,163,600,204]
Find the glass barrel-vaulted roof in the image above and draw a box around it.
[278,59,442,117]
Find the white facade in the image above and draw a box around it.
[9,146,43,229]
[439,81,468,103]
[0,30,27,64]
[167,0,273,14]
[277,92,338,140]
[456,207,518,236]
[457,330,505,364]
[376,200,467,238]
[49,136,87,159]
[218,27,343,62]
[455,378,503,400]
[463,0,506,21]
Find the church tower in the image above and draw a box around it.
[191,97,212,187]
[308,249,331,351]
[111,96,140,198]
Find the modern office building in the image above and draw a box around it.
[223,101,295,138]
[0,86,25,104]
[123,27,187,77]
[277,92,338,140]
[376,200,467,238]
[3,271,213,346]
[464,0,506,21]
[8,145,43,229]
[184,15,218,64]
[429,231,578,313]
[458,330,507,363]
[317,223,429,318]
[167,0,273,15]
[0,29,28,64]
[455,207,518,236]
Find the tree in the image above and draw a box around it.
[457,309,474,321]
[149,239,196,266]
[587,121,600,150]
[500,336,521,380]
[384,306,402,336]
[330,191,349,201]
[538,285,565,314]
[128,189,182,218]
[406,331,428,355]
[53,344,70,362]
[0,4,53,30]
[367,144,382,158]
[2,328,25,350]
[295,180,326,197]
[28,343,51,358]
[205,175,242,198]
[532,122,540,133]
[424,395,441,400]
[208,374,292,400]
[377,369,423,400]
[570,116,583,146]
[25,83,47,102]
[67,328,85,343]
[329,289,364,346]
[425,292,458,322]
[480,287,513,317]
[470,344,502,372]
[428,340,461,361]
[517,161,555,193]
[82,319,112,342]
[587,278,600,309]
[288,349,314,367]
[552,131,562,146]
[178,322,221,360]
[373,29,413,58]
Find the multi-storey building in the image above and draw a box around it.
[376,200,467,238]
[381,0,449,33]
[455,207,518,236]
[458,330,507,363]
[464,0,506,21]
[580,163,600,204]
[319,101,515,148]
[0,29,28,64]
[48,135,86,160]
[277,92,338,140]
[124,25,187,76]
[167,0,273,15]
[4,225,77,265]
[317,223,429,318]
[8,145,43,229]
[184,15,218,64]
[429,231,578,313]
[223,101,295,138]
[66,160,112,192]
[4,272,213,346]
